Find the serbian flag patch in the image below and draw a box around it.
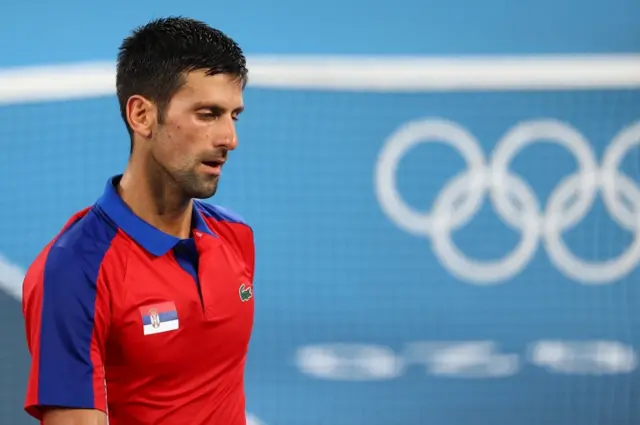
[139,301,179,335]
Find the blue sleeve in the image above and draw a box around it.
[23,213,116,418]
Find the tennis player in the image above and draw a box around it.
[21,17,255,425]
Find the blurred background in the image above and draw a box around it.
[1,1,640,424]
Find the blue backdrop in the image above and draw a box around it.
[1,1,639,425]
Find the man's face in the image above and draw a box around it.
[152,70,244,199]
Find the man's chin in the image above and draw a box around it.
[189,184,218,200]
[177,173,220,200]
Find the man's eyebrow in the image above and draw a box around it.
[195,103,244,114]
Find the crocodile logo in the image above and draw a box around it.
[239,283,252,302]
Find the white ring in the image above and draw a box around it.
[545,121,640,284]
[491,120,598,232]
[431,171,540,283]
[375,119,486,236]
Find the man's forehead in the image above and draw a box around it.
[182,71,244,92]
[174,71,243,109]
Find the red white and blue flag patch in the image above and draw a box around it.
[139,301,179,335]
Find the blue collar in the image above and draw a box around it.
[96,175,215,256]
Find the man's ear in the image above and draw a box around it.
[126,95,157,139]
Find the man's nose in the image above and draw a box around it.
[216,115,238,150]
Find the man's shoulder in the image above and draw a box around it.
[194,201,255,275]
[26,205,119,280]
[194,200,251,229]
[194,201,254,261]
[52,205,118,253]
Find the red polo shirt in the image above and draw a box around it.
[22,175,255,425]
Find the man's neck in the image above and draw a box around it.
[118,163,193,240]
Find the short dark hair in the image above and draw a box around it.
[116,17,248,150]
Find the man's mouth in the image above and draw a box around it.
[201,159,225,176]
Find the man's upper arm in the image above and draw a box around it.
[42,408,108,425]
[22,241,111,420]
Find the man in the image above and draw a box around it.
[21,17,255,425]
